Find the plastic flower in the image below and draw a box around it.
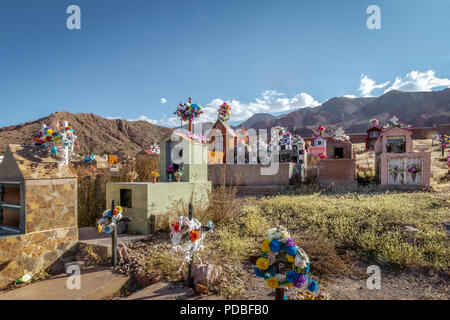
[171,221,180,233]
[286,270,299,283]
[286,246,297,256]
[269,239,281,252]
[265,277,279,289]
[285,238,295,247]
[286,254,294,263]
[256,257,269,271]
[254,267,265,278]
[261,240,271,252]
[293,273,306,288]
[307,279,318,292]
[188,230,200,242]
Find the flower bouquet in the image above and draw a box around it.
[218,102,231,122]
[150,171,159,183]
[407,163,422,182]
[166,165,174,181]
[389,165,402,182]
[97,205,123,234]
[174,170,183,182]
[128,171,138,183]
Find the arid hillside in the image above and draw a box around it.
[0,112,172,155]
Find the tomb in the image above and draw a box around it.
[106,130,211,234]
[207,118,236,164]
[366,125,383,150]
[374,126,431,186]
[317,129,356,186]
[307,126,328,158]
[0,145,78,286]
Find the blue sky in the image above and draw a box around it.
[0,0,449,127]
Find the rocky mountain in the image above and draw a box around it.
[0,112,172,155]
[238,89,450,136]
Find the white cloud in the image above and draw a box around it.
[160,98,167,104]
[358,75,390,97]
[383,70,450,93]
[135,90,319,127]
[342,95,356,98]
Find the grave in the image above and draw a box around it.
[374,126,431,186]
[317,129,356,186]
[207,118,236,164]
[106,130,211,234]
[366,121,383,150]
[307,126,328,158]
[0,145,78,286]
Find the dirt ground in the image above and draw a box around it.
[239,260,449,300]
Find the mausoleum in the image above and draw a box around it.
[0,145,78,286]
[106,130,211,234]
[374,126,431,186]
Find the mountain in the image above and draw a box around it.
[236,113,278,129]
[237,89,450,135]
[0,112,172,155]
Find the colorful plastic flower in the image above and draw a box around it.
[171,221,180,233]
[188,230,200,242]
[254,267,265,278]
[307,279,318,292]
[261,240,271,252]
[265,277,279,289]
[269,239,281,252]
[286,246,297,256]
[286,270,299,283]
[256,257,269,271]
[293,273,306,288]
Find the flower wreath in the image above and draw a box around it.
[170,216,214,271]
[254,226,318,292]
[97,206,123,234]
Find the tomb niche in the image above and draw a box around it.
[0,145,78,286]
[374,120,431,186]
[317,128,357,186]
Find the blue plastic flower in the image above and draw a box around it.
[307,279,318,292]
[302,262,310,274]
[266,267,276,277]
[269,239,281,252]
[286,270,299,283]
[286,246,297,256]
[254,267,264,278]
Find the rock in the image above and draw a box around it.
[444,222,450,236]
[404,226,419,233]
[190,264,223,286]
[195,283,209,294]
[186,288,197,296]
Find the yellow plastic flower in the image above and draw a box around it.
[286,254,294,263]
[97,224,102,232]
[256,257,269,271]
[286,282,294,287]
[116,206,123,212]
[261,240,271,252]
[265,277,279,289]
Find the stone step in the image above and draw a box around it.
[0,266,128,300]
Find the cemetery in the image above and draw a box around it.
[0,105,449,301]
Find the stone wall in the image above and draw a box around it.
[0,178,78,287]
[317,159,357,186]
[0,226,78,286]
[208,163,295,186]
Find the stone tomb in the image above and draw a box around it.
[106,130,211,234]
[374,127,431,186]
[317,138,356,186]
[207,119,236,164]
[0,145,78,286]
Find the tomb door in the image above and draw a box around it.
[387,158,405,185]
[404,158,423,185]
